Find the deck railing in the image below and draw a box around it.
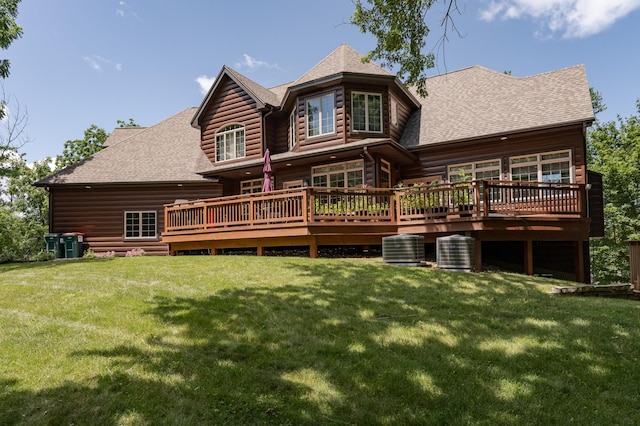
[164,181,585,235]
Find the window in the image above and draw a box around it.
[312,160,364,188]
[241,178,269,194]
[307,93,335,137]
[510,150,572,183]
[216,124,245,162]
[283,179,305,189]
[289,109,297,150]
[125,211,156,239]
[449,159,501,182]
[380,159,391,188]
[390,97,399,127]
[352,92,382,132]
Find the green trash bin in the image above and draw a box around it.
[62,233,85,258]
[44,233,64,259]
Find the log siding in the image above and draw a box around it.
[199,75,263,165]
[49,183,222,256]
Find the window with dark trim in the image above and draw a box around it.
[124,211,157,239]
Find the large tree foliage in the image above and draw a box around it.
[0,0,22,121]
[55,124,108,169]
[587,97,640,283]
[351,0,459,97]
[0,157,53,262]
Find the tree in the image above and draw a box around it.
[0,86,29,175]
[55,124,108,170]
[0,156,53,262]
[0,0,22,120]
[587,97,640,283]
[117,118,140,128]
[351,0,460,97]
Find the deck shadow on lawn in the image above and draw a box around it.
[3,260,640,424]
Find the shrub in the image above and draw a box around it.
[125,248,146,257]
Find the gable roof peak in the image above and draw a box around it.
[191,65,280,129]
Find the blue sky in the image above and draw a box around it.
[5,0,640,162]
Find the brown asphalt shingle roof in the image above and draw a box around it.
[292,43,393,87]
[400,65,594,147]
[103,127,146,147]
[38,108,210,185]
[39,45,595,187]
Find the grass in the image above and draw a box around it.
[1,256,640,425]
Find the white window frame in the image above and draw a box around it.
[289,108,297,150]
[351,91,383,133]
[448,159,502,183]
[306,93,335,138]
[216,123,245,162]
[509,150,573,183]
[312,160,364,188]
[124,211,157,240]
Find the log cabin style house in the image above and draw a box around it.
[37,44,602,282]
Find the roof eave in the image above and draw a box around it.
[407,118,595,150]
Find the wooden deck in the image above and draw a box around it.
[163,180,589,256]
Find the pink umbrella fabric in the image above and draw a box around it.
[262,148,272,192]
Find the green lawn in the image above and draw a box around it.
[1,256,639,425]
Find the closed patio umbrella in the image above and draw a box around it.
[262,148,272,192]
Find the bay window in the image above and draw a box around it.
[307,93,335,137]
[352,92,382,132]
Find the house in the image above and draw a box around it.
[37,44,602,282]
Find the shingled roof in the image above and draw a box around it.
[292,43,393,87]
[400,65,595,147]
[103,127,146,148]
[37,108,210,186]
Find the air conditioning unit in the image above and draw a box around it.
[382,234,425,266]
[436,235,475,272]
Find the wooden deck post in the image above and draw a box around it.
[309,238,318,258]
[474,238,482,272]
[257,246,265,256]
[524,240,533,276]
[575,241,585,283]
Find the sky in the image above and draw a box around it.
[5,0,640,162]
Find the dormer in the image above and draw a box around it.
[191,66,280,166]
[279,44,420,153]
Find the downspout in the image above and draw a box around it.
[363,146,375,186]
[262,105,275,154]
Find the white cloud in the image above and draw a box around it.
[83,55,122,72]
[480,0,640,38]
[195,75,216,95]
[116,1,142,22]
[234,54,281,71]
